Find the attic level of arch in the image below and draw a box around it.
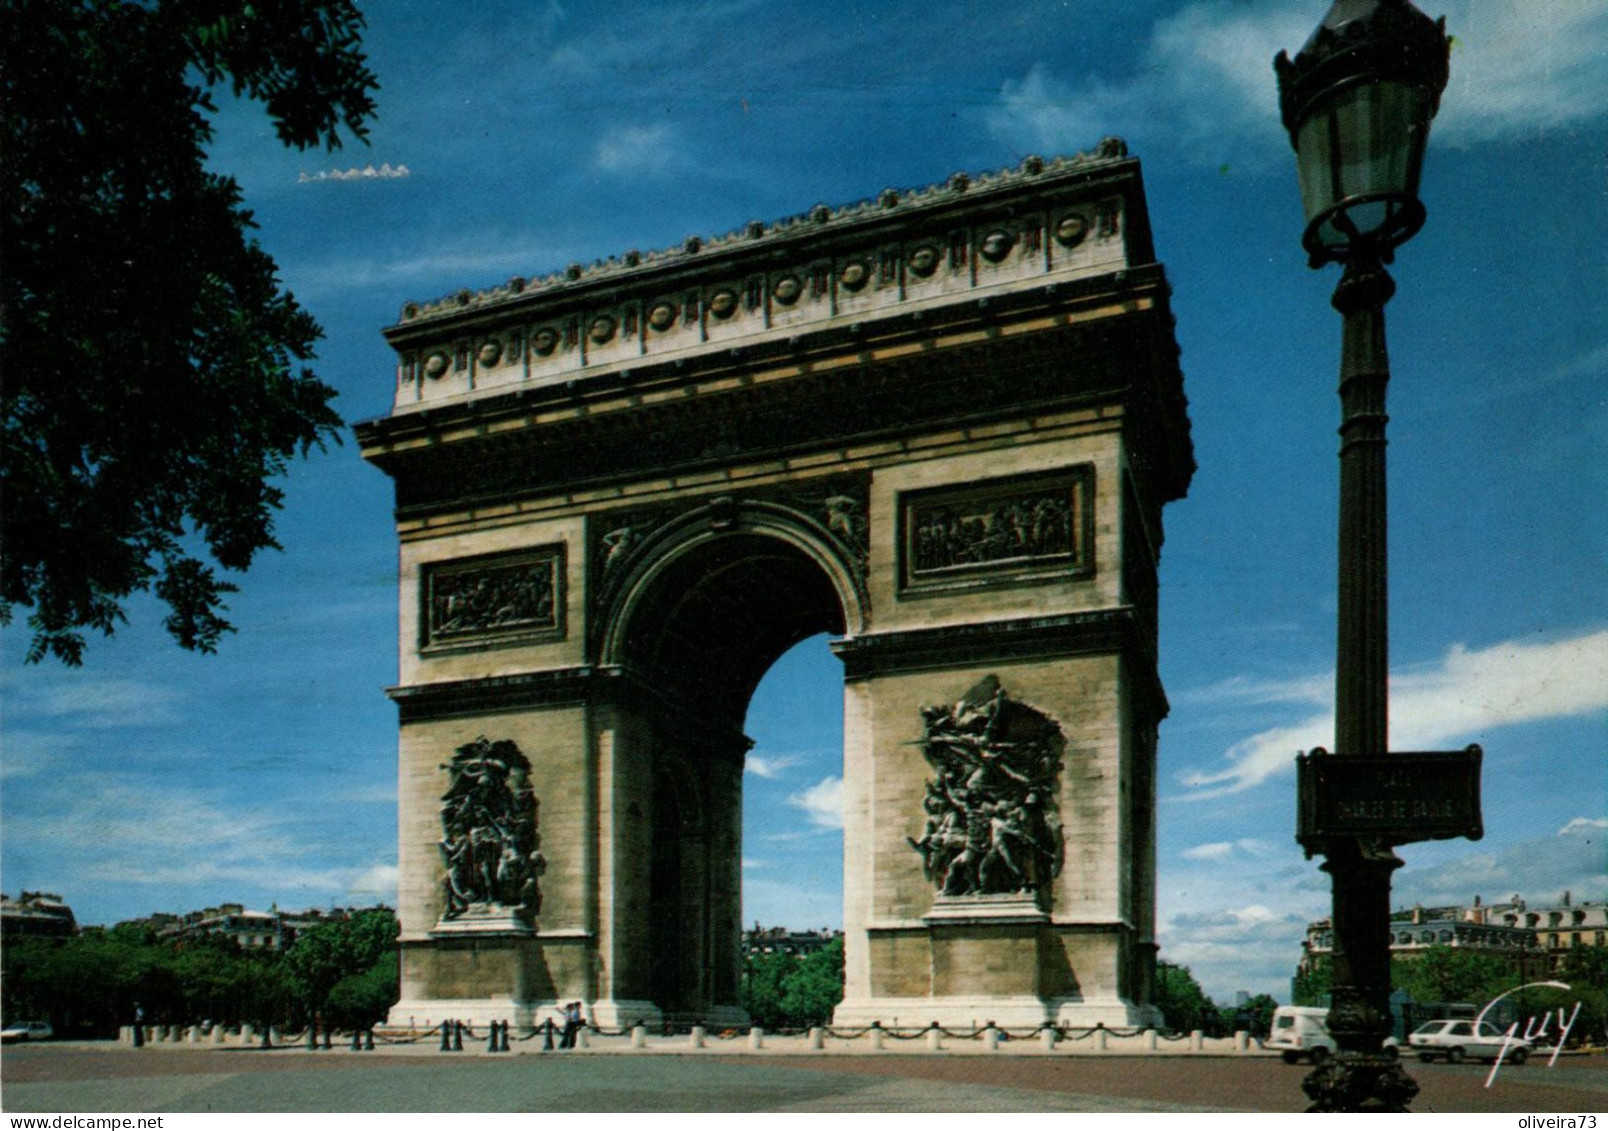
[359,264,1192,526]
[379,154,1160,416]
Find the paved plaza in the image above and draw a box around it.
[4,1043,1603,1113]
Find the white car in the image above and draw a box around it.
[1408,1019,1532,1065]
[1268,1005,1337,1065]
[1267,1005,1401,1065]
[0,1020,53,1044]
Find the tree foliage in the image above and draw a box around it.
[1390,945,1516,1006]
[281,907,399,1013]
[1234,992,1280,1038]
[1152,961,1220,1033]
[741,938,844,1030]
[1292,957,1331,1007]
[0,910,396,1036]
[1,0,379,664]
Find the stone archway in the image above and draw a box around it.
[590,505,861,1024]
[360,142,1193,1031]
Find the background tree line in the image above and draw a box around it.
[1293,944,1608,1041]
[739,946,1280,1036]
[1,909,398,1037]
[1153,962,1279,1038]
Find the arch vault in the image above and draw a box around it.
[357,141,1194,1029]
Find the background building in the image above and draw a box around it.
[1298,891,1604,985]
[0,892,77,940]
[742,925,842,958]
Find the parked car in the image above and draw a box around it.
[0,1020,53,1044]
[1408,1019,1532,1065]
[1267,1006,1401,1065]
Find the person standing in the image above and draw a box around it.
[560,1001,583,1050]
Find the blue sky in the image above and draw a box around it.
[3,0,1604,1002]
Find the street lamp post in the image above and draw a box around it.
[1275,0,1454,1112]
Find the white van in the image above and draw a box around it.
[1267,1006,1399,1065]
[1267,1005,1336,1065]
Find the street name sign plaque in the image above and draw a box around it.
[1296,745,1483,855]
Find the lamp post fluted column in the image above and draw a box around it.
[1305,253,1418,1111]
[1332,256,1394,762]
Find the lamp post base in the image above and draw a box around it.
[1302,1051,1419,1112]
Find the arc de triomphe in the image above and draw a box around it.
[357,140,1193,1030]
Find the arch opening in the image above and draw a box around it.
[610,529,848,1023]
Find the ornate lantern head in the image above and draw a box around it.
[1275,0,1450,266]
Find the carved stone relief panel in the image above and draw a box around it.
[420,546,565,652]
[897,466,1094,597]
[437,736,545,925]
[907,675,1065,900]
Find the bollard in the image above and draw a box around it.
[869,1021,885,1051]
[1041,1026,1058,1051]
[262,1027,274,1049]
[543,1018,556,1052]
[488,1022,501,1054]
[808,1026,824,1050]
[578,1025,590,1050]
[983,1025,1000,1052]
[189,1026,201,1044]
[1144,1028,1157,1051]
[453,1020,464,1052]
[1094,1024,1108,1052]
[631,1024,647,1049]
[748,1026,763,1051]
[211,1025,225,1045]
[690,1024,706,1049]
[926,1027,943,1052]
[1234,1030,1249,1053]
[1190,1029,1204,1051]
[440,1020,452,1052]
[242,1024,255,1045]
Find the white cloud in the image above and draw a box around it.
[987,4,1312,164]
[594,125,677,175]
[1395,817,1608,908]
[342,863,399,906]
[337,780,398,805]
[1160,904,1313,997]
[297,162,410,184]
[742,876,842,931]
[0,670,185,729]
[0,774,397,913]
[1178,627,1608,797]
[988,2,1608,165]
[788,775,844,830]
[745,753,798,780]
[1181,839,1278,862]
[1434,4,1608,145]
[1559,817,1607,836]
